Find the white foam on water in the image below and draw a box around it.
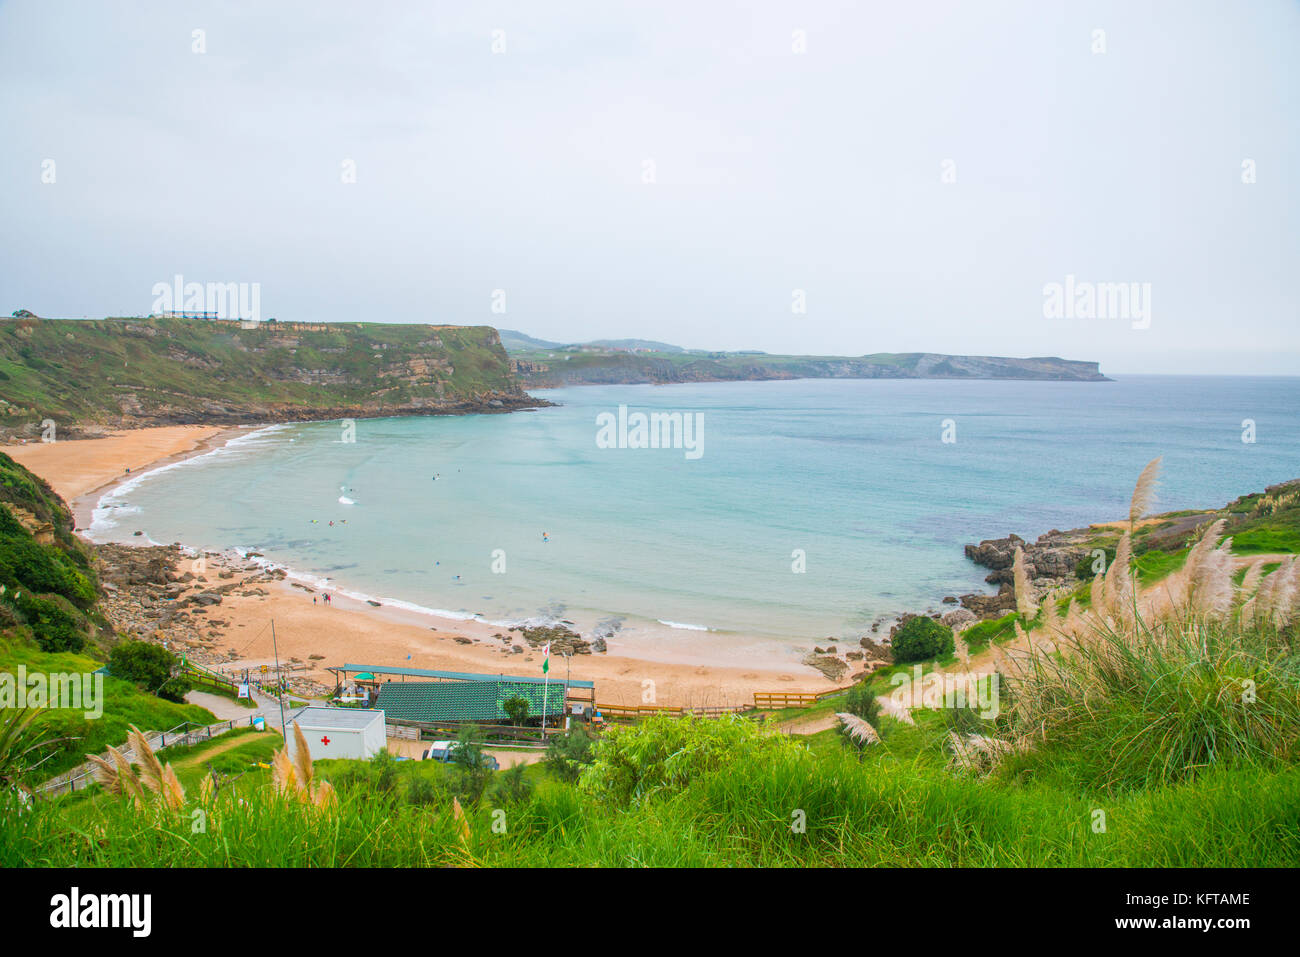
[87,423,292,540]
[657,619,711,631]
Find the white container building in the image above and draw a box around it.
[285,707,386,762]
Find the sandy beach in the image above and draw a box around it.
[1,426,847,708]
[2,424,251,530]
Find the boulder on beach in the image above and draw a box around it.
[941,607,978,629]
[801,652,848,682]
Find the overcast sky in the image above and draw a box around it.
[1,0,1296,374]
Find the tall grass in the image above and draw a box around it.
[997,616,1300,792]
[5,740,1297,868]
[994,461,1300,793]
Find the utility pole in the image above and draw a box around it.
[564,653,572,731]
[270,619,287,739]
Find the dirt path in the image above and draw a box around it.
[184,690,260,721]
[778,712,840,735]
[171,733,264,772]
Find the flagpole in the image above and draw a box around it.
[541,641,550,742]
[271,619,287,739]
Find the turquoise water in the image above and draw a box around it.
[91,376,1300,657]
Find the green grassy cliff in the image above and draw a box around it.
[0,452,102,653]
[503,336,1109,387]
[0,316,540,440]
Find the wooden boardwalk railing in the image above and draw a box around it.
[752,685,854,710]
[595,702,751,719]
[592,686,857,720]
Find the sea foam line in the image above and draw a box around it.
[87,424,291,539]
[657,619,712,632]
[227,549,567,631]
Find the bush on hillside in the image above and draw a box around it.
[109,639,191,703]
[490,763,533,805]
[405,774,442,806]
[13,591,87,653]
[545,724,597,783]
[452,724,493,804]
[844,682,881,726]
[580,714,800,806]
[891,616,954,663]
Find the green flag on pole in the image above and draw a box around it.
[542,642,551,674]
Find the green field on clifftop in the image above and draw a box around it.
[0,316,531,438]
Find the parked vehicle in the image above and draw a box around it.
[420,740,499,769]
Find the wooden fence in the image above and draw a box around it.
[592,687,856,720]
[595,702,751,720]
[186,669,239,696]
[752,685,855,710]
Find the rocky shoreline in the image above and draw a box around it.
[852,526,1096,667]
[92,543,621,698]
[1,393,551,443]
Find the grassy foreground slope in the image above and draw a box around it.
[4,711,1297,867]
[0,316,538,440]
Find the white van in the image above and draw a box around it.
[420,740,499,770]
[420,740,457,762]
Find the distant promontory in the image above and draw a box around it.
[499,330,1109,388]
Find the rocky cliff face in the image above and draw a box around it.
[0,318,547,439]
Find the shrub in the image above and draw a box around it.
[405,774,441,806]
[370,749,399,794]
[0,506,96,608]
[545,725,597,783]
[13,592,86,653]
[489,763,533,805]
[580,714,801,806]
[844,682,880,726]
[108,639,191,702]
[891,617,954,663]
[503,696,531,727]
[451,725,493,804]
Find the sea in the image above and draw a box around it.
[87,376,1300,663]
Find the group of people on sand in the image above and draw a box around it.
[312,592,332,606]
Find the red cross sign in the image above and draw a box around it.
[320,736,331,746]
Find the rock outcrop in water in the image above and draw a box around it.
[964,532,1088,586]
